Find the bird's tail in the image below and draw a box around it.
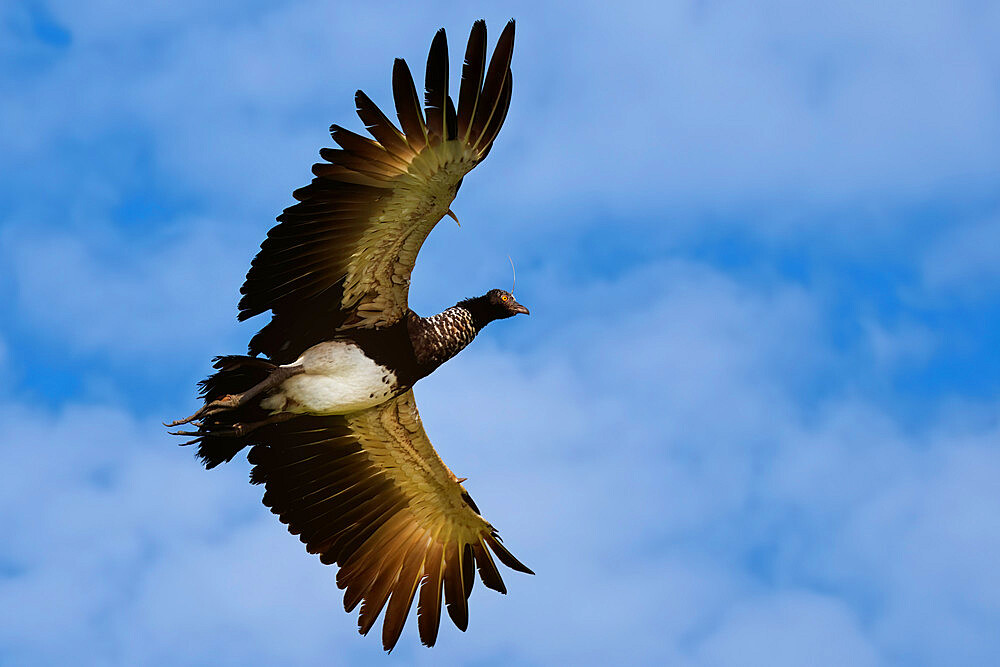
[171,355,277,468]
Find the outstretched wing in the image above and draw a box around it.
[247,390,532,651]
[240,20,515,363]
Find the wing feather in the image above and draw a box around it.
[392,58,428,154]
[357,522,421,635]
[424,28,449,143]
[322,497,411,566]
[472,541,507,594]
[382,532,431,650]
[471,20,515,150]
[457,20,487,141]
[328,125,411,172]
[354,90,414,161]
[478,72,513,159]
[484,532,535,574]
[316,149,401,182]
[340,511,413,610]
[416,541,445,646]
[247,390,531,652]
[443,540,470,631]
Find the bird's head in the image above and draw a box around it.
[484,288,530,319]
[459,289,530,329]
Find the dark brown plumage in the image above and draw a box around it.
[168,20,531,652]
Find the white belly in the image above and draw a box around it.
[261,341,398,415]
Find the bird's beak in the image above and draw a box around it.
[511,299,530,315]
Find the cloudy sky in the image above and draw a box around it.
[2,0,999,664]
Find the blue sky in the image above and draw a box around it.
[2,0,1000,664]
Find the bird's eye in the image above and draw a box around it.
[501,295,508,301]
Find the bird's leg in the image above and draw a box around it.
[173,411,296,438]
[232,411,297,436]
[164,364,304,427]
[228,364,304,406]
[169,411,296,439]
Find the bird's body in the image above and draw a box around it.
[168,20,533,652]
[261,294,521,416]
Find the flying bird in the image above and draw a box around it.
[167,19,532,651]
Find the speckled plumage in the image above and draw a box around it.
[408,306,479,371]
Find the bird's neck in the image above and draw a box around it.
[455,295,501,332]
[408,304,483,374]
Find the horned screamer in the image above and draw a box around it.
[167,20,532,652]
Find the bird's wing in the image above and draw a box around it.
[246,389,532,651]
[240,20,515,363]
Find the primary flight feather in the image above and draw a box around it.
[167,19,531,651]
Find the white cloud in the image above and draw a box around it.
[822,429,1000,665]
[2,2,1000,664]
[5,0,999,235]
[2,257,999,663]
[694,591,881,667]
[491,0,1000,222]
[1,216,252,361]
